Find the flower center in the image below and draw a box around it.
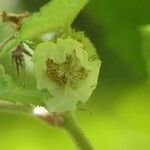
[45,50,88,87]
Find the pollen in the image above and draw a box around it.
[45,50,88,88]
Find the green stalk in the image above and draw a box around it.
[63,112,94,150]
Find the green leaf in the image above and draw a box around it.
[0,74,48,105]
[0,20,14,41]
[0,0,88,57]
[17,0,89,41]
[0,38,19,57]
[0,20,17,58]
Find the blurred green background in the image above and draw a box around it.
[0,0,150,149]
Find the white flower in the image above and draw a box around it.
[33,37,101,112]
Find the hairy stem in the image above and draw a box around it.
[63,112,94,150]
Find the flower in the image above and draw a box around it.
[33,37,101,112]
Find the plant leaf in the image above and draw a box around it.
[0,74,49,105]
[17,0,89,40]
[0,38,19,57]
[0,0,88,57]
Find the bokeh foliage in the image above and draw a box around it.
[0,0,150,149]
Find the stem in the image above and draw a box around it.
[63,112,94,150]
[0,102,94,149]
[0,101,32,112]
